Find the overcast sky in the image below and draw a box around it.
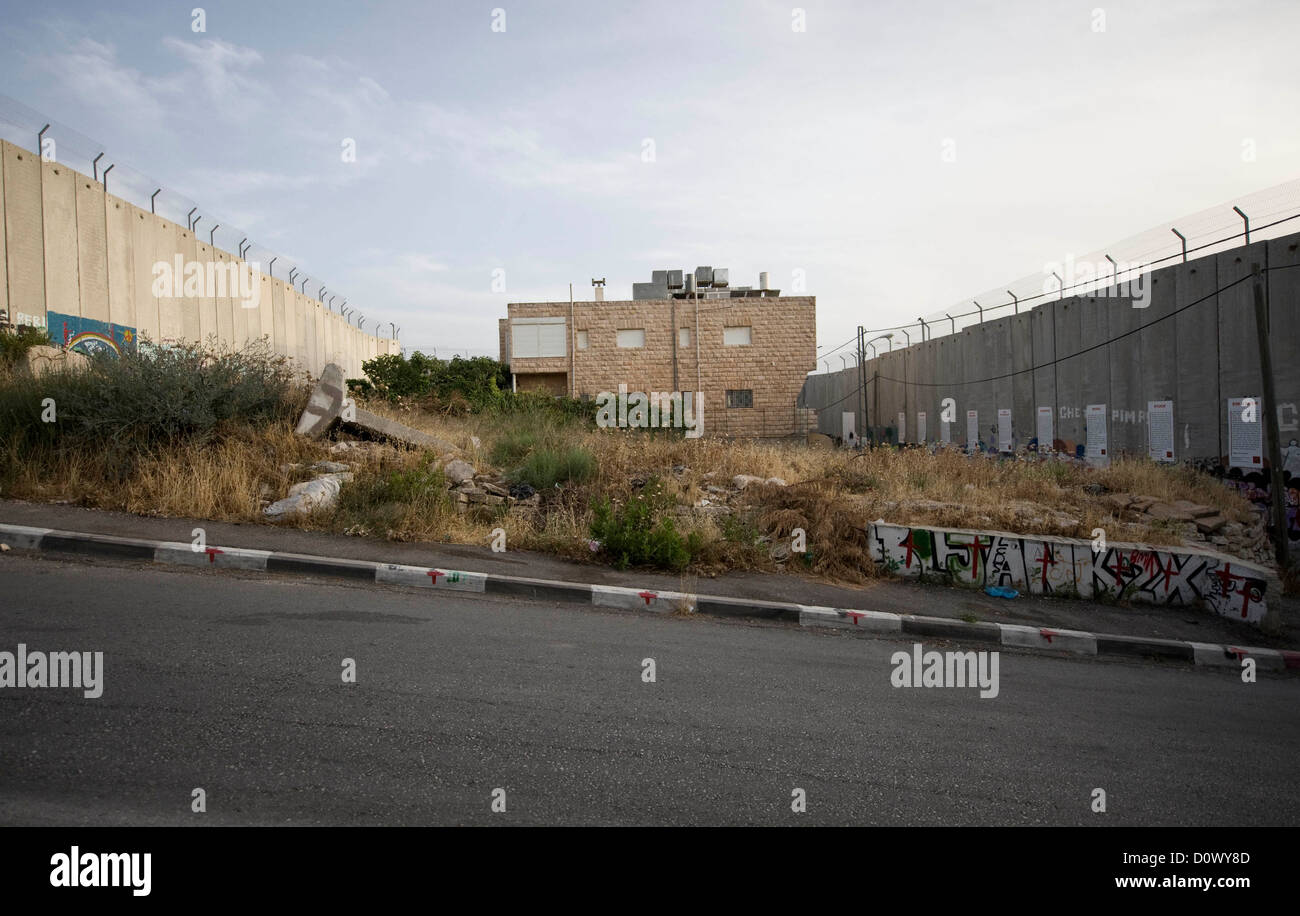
[1,0,1298,362]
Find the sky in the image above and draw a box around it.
[1,0,1298,364]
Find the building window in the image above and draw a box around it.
[679,328,691,348]
[616,328,646,348]
[723,326,752,346]
[726,389,754,409]
[511,316,567,358]
[576,330,589,350]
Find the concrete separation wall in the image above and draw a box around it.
[867,521,1272,626]
[802,229,1300,465]
[0,139,399,378]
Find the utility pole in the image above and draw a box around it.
[1252,265,1289,603]
[857,326,867,445]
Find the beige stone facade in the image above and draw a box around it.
[500,296,817,437]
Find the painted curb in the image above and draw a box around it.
[1,523,1292,676]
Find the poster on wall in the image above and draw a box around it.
[997,408,1012,453]
[1036,406,1054,452]
[897,411,906,444]
[966,409,979,454]
[1147,400,1175,462]
[917,411,927,443]
[1085,404,1108,467]
[46,312,137,358]
[940,416,951,444]
[1228,396,1263,469]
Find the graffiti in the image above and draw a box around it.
[869,522,1269,625]
[1090,547,1206,607]
[47,312,137,358]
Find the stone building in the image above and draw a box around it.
[498,269,817,437]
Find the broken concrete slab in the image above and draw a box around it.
[342,407,458,452]
[295,363,346,438]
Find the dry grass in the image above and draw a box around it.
[0,391,1262,586]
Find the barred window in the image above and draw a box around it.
[726,389,754,409]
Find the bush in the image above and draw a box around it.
[590,480,701,571]
[510,445,596,490]
[0,340,299,475]
[0,326,51,369]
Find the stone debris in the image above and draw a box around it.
[442,459,477,485]
[264,472,353,519]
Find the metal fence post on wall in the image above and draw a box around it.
[1007,291,1018,315]
[1234,206,1251,244]
[1171,228,1187,262]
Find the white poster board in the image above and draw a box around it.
[1085,403,1108,467]
[1036,406,1054,452]
[940,418,951,444]
[966,409,979,454]
[841,411,856,445]
[1228,397,1263,469]
[997,408,1012,453]
[897,411,906,444]
[917,411,927,443]
[1147,400,1175,462]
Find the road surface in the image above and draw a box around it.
[2,553,1296,826]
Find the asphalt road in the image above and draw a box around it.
[2,553,1297,826]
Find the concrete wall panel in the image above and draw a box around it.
[1217,244,1269,455]
[128,207,158,345]
[74,176,108,323]
[2,143,44,324]
[177,225,200,344]
[41,161,80,321]
[105,195,136,333]
[1266,236,1300,446]
[1174,256,1221,459]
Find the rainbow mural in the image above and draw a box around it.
[47,312,137,359]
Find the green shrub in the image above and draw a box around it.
[510,446,596,490]
[0,326,51,368]
[590,480,701,571]
[0,340,298,463]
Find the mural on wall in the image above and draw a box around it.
[869,522,1269,625]
[46,312,137,358]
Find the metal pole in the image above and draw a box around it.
[1252,263,1289,590]
[901,327,910,347]
[268,257,276,278]
[1007,290,1018,315]
[918,318,928,341]
[101,164,113,191]
[1171,228,1187,262]
[973,300,983,323]
[1233,206,1250,244]
[210,224,219,245]
[151,189,161,214]
[1105,254,1118,290]
[945,313,955,335]
[1052,271,1063,300]
[187,207,197,230]
[92,153,104,181]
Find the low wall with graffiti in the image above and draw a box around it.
[868,522,1272,626]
